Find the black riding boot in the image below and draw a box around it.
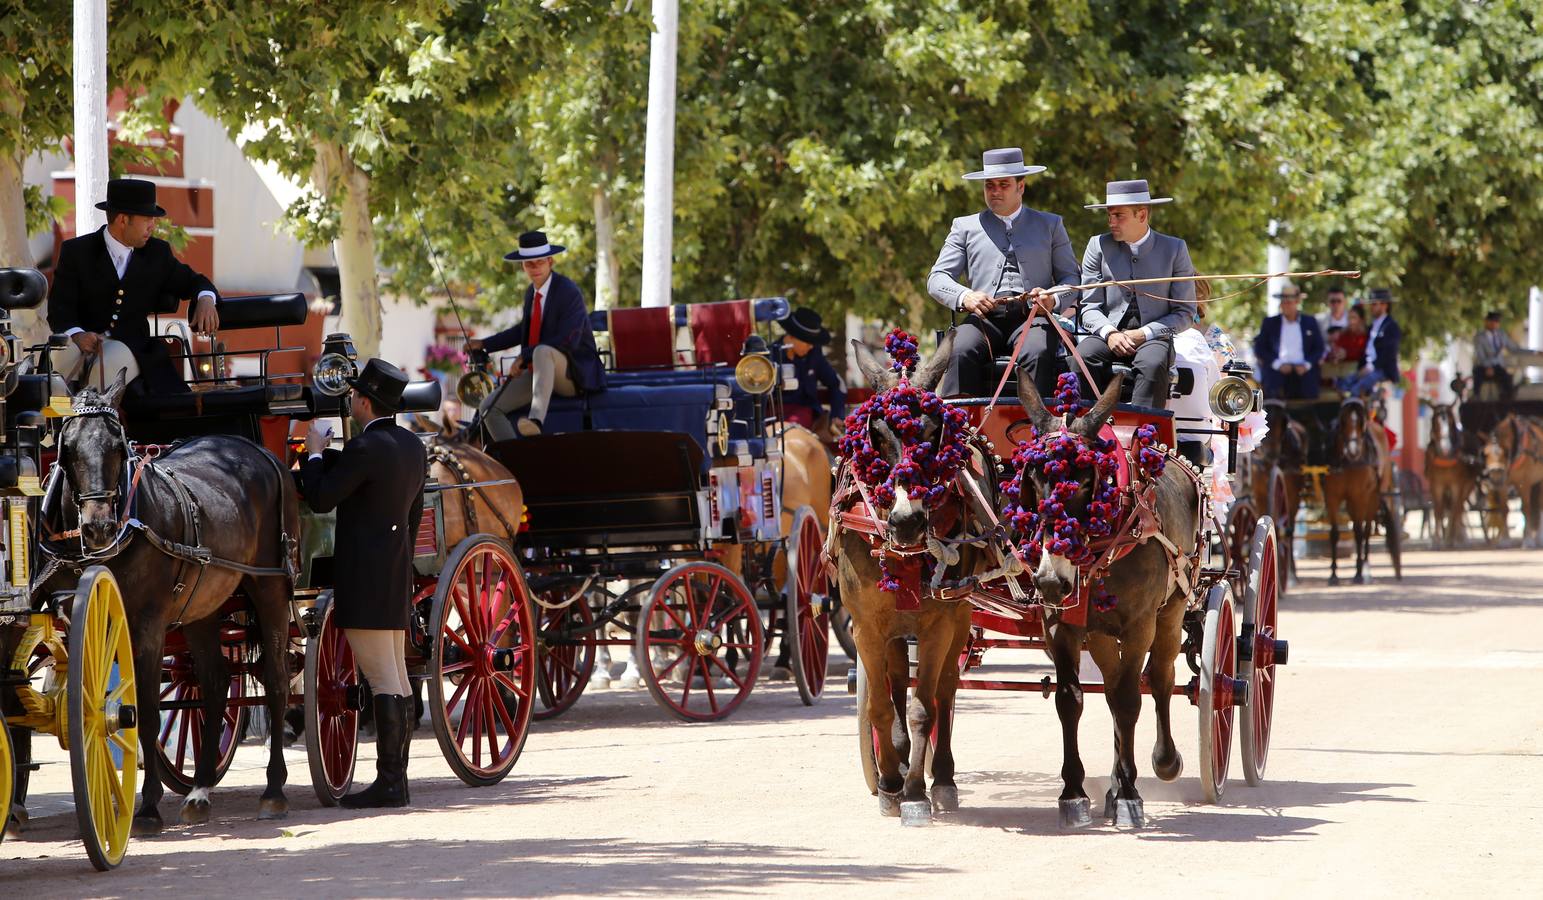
[341,695,408,809]
[397,694,414,805]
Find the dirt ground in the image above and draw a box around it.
[7,547,1542,898]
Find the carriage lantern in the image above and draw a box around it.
[312,333,359,398]
[456,345,495,407]
[1208,372,1259,423]
[734,335,777,396]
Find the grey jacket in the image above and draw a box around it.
[1076,229,1195,341]
[1473,327,1519,368]
[926,208,1080,312]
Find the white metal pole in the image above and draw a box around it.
[73,0,109,237]
[1528,285,1542,383]
[1265,230,1289,317]
[639,0,678,309]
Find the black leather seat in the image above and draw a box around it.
[124,383,307,420]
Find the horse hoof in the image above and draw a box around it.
[1352,574,1366,585]
[1152,749,1183,783]
[257,797,289,820]
[1058,798,1093,829]
[900,800,932,827]
[132,815,164,837]
[930,785,960,814]
[180,799,211,826]
[878,789,902,818]
[769,666,793,683]
[1111,798,1145,828]
[1328,576,1340,586]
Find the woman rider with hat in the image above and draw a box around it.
[772,308,846,438]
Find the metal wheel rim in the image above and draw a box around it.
[785,507,831,705]
[854,659,879,795]
[304,600,358,805]
[1196,583,1236,804]
[533,585,595,721]
[1242,519,1280,786]
[429,535,535,786]
[635,562,763,722]
[67,567,139,871]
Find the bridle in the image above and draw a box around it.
[54,402,145,556]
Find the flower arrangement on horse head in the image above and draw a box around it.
[839,329,971,517]
[1000,373,1168,612]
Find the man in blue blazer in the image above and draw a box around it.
[1253,283,1325,399]
[1341,288,1402,396]
[466,231,604,440]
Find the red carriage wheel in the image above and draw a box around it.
[305,597,359,806]
[1266,465,1293,596]
[428,535,537,786]
[635,561,763,722]
[533,583,595,721]
[1223,499,1258,587]
[1242,517,1288,786]
[155,638,248,795]
[785,506,831,706]
[1192,581,1242,803]
[854,658,880,795]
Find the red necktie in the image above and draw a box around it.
[527,291,543,347]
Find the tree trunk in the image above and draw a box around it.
[314,141,381,358]
[593,183,620,311]
[0,150,53,344]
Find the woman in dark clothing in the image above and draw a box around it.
[770,308,846,437]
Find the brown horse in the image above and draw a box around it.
[1321,398,1384,584]
[835,332,997,823]
[1011,374,1201,829]
[1423,402,1474,549]
[1487,414,1543,548]
[427,437,525,548]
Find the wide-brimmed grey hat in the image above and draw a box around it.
[1367,287,1395,304]
[962,147,1046,181]
[1084,179,1174,209]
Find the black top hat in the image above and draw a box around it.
[349,358,409,411]
[503,230,566,262]
[1366,287,1395,303]
[777,308,831,346]
[94,178,166,218]
[1486,310,1504,321]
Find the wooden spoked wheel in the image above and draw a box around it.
[785,506,832,706]
[156,642,248,795]
[304,598,359,806]
[1223,499,1259,592]
[429,535,537,786]
[533,583,595,722]
[854,658,880,795]
[1266,466,1293,595]
[1193,582,1241,804]
[67,567,139,872]
[0,711,12,851]
[635,561,763,722]
[1242,517,1288,786]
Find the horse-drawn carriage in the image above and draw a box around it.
[0,269,542,870]
[834,324,1288,827]
[459,297,837,722]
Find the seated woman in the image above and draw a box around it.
[771,308,845,438]
[1327,304,1369,367]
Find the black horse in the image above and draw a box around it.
[43,372,298,834]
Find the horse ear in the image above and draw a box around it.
[912,330,956,394]
[1013,366,1054,434]
[851,339,896,393]
[103,368,128,408]
[1073,372,1122,439]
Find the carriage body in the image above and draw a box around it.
[474,296,835,720]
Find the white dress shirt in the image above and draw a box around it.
[996,206,1023,230]
[1275,316,1306,368]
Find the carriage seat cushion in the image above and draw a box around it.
[215,293,309,330]
[124,383,306,419]
[539,383,717,456]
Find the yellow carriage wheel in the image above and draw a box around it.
[0,711,12,850]
[68,566,139,871]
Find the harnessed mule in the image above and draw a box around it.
[36,373,299,834]
[830,332,1004,822]
[1487,414,1543,548]
[1008,373,1203,829]
[1423,402,1475,549]
[1321,397,1383,584]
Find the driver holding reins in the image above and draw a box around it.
[47,178,220,394]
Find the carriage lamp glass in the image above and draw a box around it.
[457,370,494,407]
[1208,376,1256,423]
[0,333,11,371]
[312,352,357,397]
[734,354,777,395]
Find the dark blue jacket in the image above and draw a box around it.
[1366,314,1402,383]
[771,337,845,421]
[483,272,604,392]
[1253,313,1325,399]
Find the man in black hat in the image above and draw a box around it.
[465,230,604,441]
[1076,178,1195,407]
[1472,309,1520,401]
[301,358,428,809]
[47,177,220,393]
[927,147,1080,398]
[1342,288,1402,396]
[771,308,845,435]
